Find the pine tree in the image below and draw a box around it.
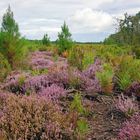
[57,22,73,53]
[1,5,19,37]
[42,34,51,46]
[0,6,26,69]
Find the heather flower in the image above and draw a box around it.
[115,94,139,117]
[125,81,140,100]
[3,72,30,94]
[30,51,68,71]
[38,84,66,100]
[83,58,102,79]
[29,51,54,70]
[31,58,54,70]
[3,54,102,96]
[47,69,69,88]
[0,94,62,140]
[24,75,49,93]
[0,92,9,108]
[118,113,140,140]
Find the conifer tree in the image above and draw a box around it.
[0,6,26,69]
[42,34,51,46]
[57,22,73,53]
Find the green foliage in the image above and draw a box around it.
[0,6,27,69]
[97,63,114,94]
[68,46,84,70]
[69,73,81,89]
[31,69,48,76]
[42,34,51,46]
[70,94,85,114]
[18,75,26,86]
[1,5,19,37]
[132,45,140,58]
[76,119,89,135]
[57,22,73,54]
[105,12,140,46]
[116,72,132,91]
[82,50,95,69]
[0,53,11,81]
[116,56,140,90]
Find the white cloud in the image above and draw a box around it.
[69,8,114,33]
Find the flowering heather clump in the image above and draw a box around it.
[30,51,68,71]
[0,94,64,140]
[3,55,102,97]
[31,58,54,70]
[39,84,66,100]
[83,58,102,79]
[0,93,83,139]
[0,93,6,119]
[30,51,54,70]
[24,75,49,93]
[0,92,11,111]
[118,113,140,140]
[125,81,140,100]
[3,72,30,94]
[67,68,101,93]
[115,94,139,117]
[47,69,69,88]
[81,75,101,93]
[82,58,102,93]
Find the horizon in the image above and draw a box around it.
[0,0,140,42]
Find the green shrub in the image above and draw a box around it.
[132,45,140,59]
[0,53,11,81]
[115,56,140,91]
[42,34,51,46]
[31,69,48,76]
[96,45,131,63]
[97,63,114,94]
[82,49,95,69]
[70,93,85,115]
[76,119,89,135]
[68,46,84,70]
[18,75,26,86]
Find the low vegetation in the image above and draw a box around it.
[0,6,140,140]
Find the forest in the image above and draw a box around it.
[0,5,140,140]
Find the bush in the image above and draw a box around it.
[132,45,140,58]
[115,56,140,91]
[96,63,114,94]
[42,33,51,46]
[68,46,95,70]
[115,94,139,117]
[118,113,140,140]
[82,49,95,69]
[0,93,89,139]
[76,119,89,136]
[0,94,63,139]
[125,81,140,100]
[70,94,85,114]
[0,53,11,81]
[68,46,84,70]
[1,95,46,139]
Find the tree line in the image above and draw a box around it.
[104,12,140,46]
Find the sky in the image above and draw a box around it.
[0,0,140,42]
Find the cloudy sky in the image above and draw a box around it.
[0,0,140,42]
